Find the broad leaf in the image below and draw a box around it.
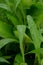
[0,21,14,38]
[17,25,26,62]
[17,25,26,44]
[15,54,23,63]
[27,15,42,64]
[14,54,27,65]
[27,15,41,49]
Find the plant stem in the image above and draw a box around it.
[20,43,25,63]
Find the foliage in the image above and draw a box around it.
[0,0,43,65]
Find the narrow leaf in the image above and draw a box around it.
[14,0,21,10]
[7,13,21,25]
[0,3,11,12]
[0,57,9,63]
[0,38,18,49]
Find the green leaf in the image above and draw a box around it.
[17,25,26,62]
[15,8,23,25]
[25,49,36,55]
[14,0,21,10]
[25,48,43,55]
[3,56,12,59]
[14,54,27,65]
[0,38,18,49]
[20,63,27,65]
[14,63,19,65]
[22,0,32,8]
[17,25,26,44]
[15,54,23,63]
[41,59,43,65]
[36,13,43,27]
[41,36,43,42]
[6,13,21,25]
[27,15,42,65]
[5,0,9,3]
[24,33,33,43]
[0,3,11,12]
[14,63,27,65]
[39,29,43,42]
[14,30,32,43]
[39,48,43,53]
[0,21,14,38]
[0,57,9,63]
[27,15,41,49]
[18,2,26,25]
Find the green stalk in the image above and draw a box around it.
[20,42,25,63]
